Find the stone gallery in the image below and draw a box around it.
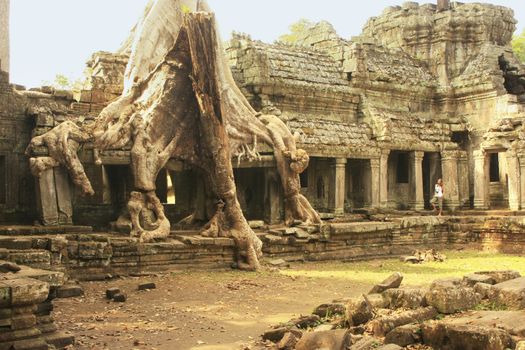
[0,0,525,349]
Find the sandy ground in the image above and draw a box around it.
[54,266,372,350]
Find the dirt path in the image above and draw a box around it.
[54,267,372,350]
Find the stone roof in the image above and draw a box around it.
[228,34,348,88]
[287,117,378,157]
[347,41,437,88]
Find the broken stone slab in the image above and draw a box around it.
[262,327,302,343]
[425,278,480,314]
[346,295,375,326]
[113,293,126,302]
[56,284,84,298]
[369,272,403,294]
[290,314,321,329]
[313,303,346,318]
[277,331,300,350]
[106,287,120,299]
[474,270,521,284]
[368,306,438,336]
[463,273,496,286]
[138,282,156,291]
[349,335,383,350]
[487,277,525,309]
[0,278,49,307]
[421,320,514,350]
[384,323,421,347]
[0,261,21,273]
[382,287,426,309]
[295,330,351,350]
[474,282,493,299]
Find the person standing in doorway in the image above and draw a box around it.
[430,178,444,216]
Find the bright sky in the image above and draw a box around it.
[10,0,525,88]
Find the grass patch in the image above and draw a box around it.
[280,250,525,287]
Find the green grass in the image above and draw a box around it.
[280,250,525,287]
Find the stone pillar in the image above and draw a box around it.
[0,0,9,74]
[518,152,525,210]
[370,158,380,208]
[473,150,489,209]
[35,166,74,225]
[329,158,346,216]
[54,167,73,224]
[505,150,520,211]
[441,151,460,211]
[379,150,390,208]
[458,151,470,208]
[409,151,424,211]
[36,169,59,226]
[264,168,282,224]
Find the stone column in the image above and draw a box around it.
[441,151,460,211]
[518,152,525,210]
[457,151,469,208]
[409,151,424,211]
[0,0,9,74]
[264,168,282,224]
[369,158,380,208]
[379,150,390,208]
[505,150,520,211]
[329,158,346,216]
[473,150,489,209]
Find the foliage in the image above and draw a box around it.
[278,19,316,44]
[512,28,525,63]
[41,72,87,92]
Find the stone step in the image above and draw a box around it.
[5,250,52,269]
[0,225,93,236]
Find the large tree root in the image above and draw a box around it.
[26,1,321,271]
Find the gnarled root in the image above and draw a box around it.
[260,115,321,226]
[127,191,171,243]
[26,121,94,196]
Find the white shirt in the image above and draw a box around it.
[435,184,443,198]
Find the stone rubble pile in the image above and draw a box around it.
[0,262,74,349]
[259,270,525,350]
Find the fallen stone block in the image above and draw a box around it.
[369,272,403,294]
[56,284,84,298]
[346,295,375,326]
[383,288,426,309]
[262,327,301,343]
[368,307,438,336]
[290,314,321,329]
[516,340,525,350]
[113,293,127,302]
[138,282,156,291]
[463,273,496,286]
[0,261,21,273]
[268,258,289,268]
[277,331,300,350]
[377,345,402,350]
[349,335,383,350]
[474,282,493,299]
[425,278,480,314]
[487,277,525,309]
[313,303,346,318]
[474,270,521,284]
[106,287,121,299]
[295,330,351,350]
[421,321,513,350]
[384,324,421,347]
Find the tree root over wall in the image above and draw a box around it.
[25,1,320,270]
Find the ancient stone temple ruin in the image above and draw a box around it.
[0,0,525,348]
